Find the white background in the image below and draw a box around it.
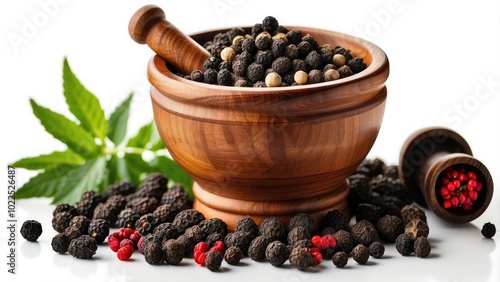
[0,0,499,281]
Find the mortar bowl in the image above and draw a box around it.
[148,26,389,230]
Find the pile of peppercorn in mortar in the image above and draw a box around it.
[177,16,367,87]
[41,159,434,271]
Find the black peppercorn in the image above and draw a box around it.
[217,68,232,86]
[235,215,259,236]
[126,197,159,216]
[319,49,333,65]
[347,57,367,73]
[377,215,404,243]
[289,247,312,271]
[265,240,289,267]
[190,70,204,82]
[253,81,266,87]
[241,38,257,54]
[143,241,164,265]
[203,57,221,70]
[153,204,176,224]
[232,61,247,77]
[92,202,119,226]
[53,204,77,216]
[351,219,379,246]
[51,233,71,254]
[286,29,302,45]
[255,32,273,50]
[224,231,255,256]
[262,16,279,34]
[205,250,223,272]
[75,190,102,218]
[88,219,109,244]
[116,208,140,229]
[259,216,287,242]
[234,79,248,87]
[52,211,74,233]
[288,213,316,235]
[68,235,97,259]
[64,225,82,240]
[368,241,385,258]
[302,34,318,50]
[323,209,350,232]
[254,50,274,69]
[206,232,225,247]
[251,23,264,39]
[198,218,228,237]
[271,39,287,57]
[297,41,312,59]
[305,51,323,70]
[401,205,427,225]
[176,234,194,257]
[481,222,496,238]
[333,230,355,253]
[103,181,136,201]
[404,218,429,239]
[136,213,161,236]
[105,194,127,211]
[248,235,270,261]
[224,246,243,265]
[414,237,431,258]
[333,46,353,62]
[184,225,207,244]
[337,65,353,78]
[284,44,299,60]
[395,233,414,256]
[69,215,91,235]
[162,239,184,265]
[204,69,218,84]
[307,69,323,84]
[352,244,370,264]
[20,220,42,242]
[332,251,348,268]
[153,222,179,241]
[161,184,193,213]
[246,63,265,83]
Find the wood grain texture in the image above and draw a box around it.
[399,127,494,223]
[129,5,210,75]
[146,26,390,229]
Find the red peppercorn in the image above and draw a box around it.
[117,245,134,261]
[211,241,225,253]
[308,248,322,266]
[109,236,120,252]
[194,250,207,266]
[120,239,134,249]
[194,242,210,253]
[120,227,135,239]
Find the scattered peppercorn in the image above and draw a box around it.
[126,197,159,216]
[143,241,164,265]
[153,222,179,241]
[332,251,348,268]
[287,226,311,246]
[289,247,312,271]
[92,202,119,225]
[161,184,193,213]
[248,235,270,261]
[53,204,77,216]
[401,205,427,225]
[176,234,194,257]
[136,213,160,236]
[333,230,355,254]
[52,211,74,233]
[68,235,98,259]
[368,241,385,258]
[352,244,370,264]
[265,240,289,267]
[259,216,287,242]
[224,246,243,265]
[395,233,414,256]
[162,239,184,265]
[198,218,228,237]
[413,237,431,258]
[184,225,207,244]
[172,209,205,234]
[404,219,429,239]
[377,215,404,243]
[20,220,43,242]
[224,231,255,256]
[351,220,379,246]
[69,215,91,235]
[481,222,496,238]
[88,219,109,244]
[206,232,225,247]
[51,233,71,254]
[205,250,223,271]
[116,208,140,229]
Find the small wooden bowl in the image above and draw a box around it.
[148,27,389,230]
[399,127,494,223]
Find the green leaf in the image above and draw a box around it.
[127,121,162,150]
[123,153,154,185]
[11,150,84,170]
[30,99,99,159]
[63,58,107,139]
[15,165,74,200]
[107,93,133,145]
[154,156,194,198]
[52,157,106,203]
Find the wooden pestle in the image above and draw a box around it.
[129,5,211,75]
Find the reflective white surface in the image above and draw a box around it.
[1,0,499,281]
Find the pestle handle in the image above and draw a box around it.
[129,5,211,75]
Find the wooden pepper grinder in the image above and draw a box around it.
[399,127,494,223]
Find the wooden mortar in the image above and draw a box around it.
[399,127,494,223]
[130,5,390,230]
